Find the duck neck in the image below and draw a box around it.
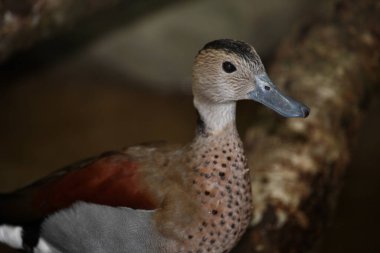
[194,97,237,137]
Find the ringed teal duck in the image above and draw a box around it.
[0,39,309,253]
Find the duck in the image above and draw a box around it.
[0,39,309,253]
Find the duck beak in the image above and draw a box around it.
[248,73,310,118]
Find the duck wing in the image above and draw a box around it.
[0,150,157,225]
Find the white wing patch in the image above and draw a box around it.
[35,238,61,253]
[0,225,60,253]
[0,225,23,249]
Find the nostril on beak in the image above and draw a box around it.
[302,107,310,118]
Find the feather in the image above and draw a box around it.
[0,151,156,225]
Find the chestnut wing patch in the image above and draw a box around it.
[0,151,156,224]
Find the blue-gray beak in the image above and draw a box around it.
[248,73,310,118]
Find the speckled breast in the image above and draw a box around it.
[181,136,252,253]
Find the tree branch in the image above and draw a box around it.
[237,0,380,252]
[0,0,179,62]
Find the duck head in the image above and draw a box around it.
[192,39,309,128]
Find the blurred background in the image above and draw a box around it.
[0,0,379,252]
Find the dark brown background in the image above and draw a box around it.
[1,0,379,252]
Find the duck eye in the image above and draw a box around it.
[222,61,237,73]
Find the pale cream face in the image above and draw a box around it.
[192,48,265,103]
